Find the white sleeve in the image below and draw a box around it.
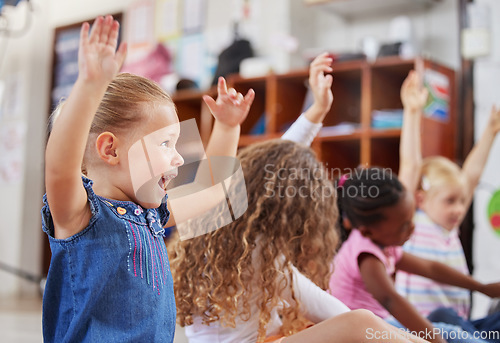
[281,113,323,147]
[282,265,350,323]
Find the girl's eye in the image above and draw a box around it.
[161,141,170,147]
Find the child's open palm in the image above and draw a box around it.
[401,70,428,113]
[78,15,127,84]
[203,77,255,128]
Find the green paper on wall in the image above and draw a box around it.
[487,190,500,236]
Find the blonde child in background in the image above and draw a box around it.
[170,55,429,343]
[395,70,500,341]
[42,15,254,342]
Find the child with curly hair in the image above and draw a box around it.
[170,55,429,343]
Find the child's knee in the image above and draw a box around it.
[348,309,379,327]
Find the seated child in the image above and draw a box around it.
[395,70,500,341]
[42,15,255,342]
[171,142,428,343]
[328,166,500,343]
[170,54,428,343]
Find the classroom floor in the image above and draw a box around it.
[0,296,42,343]
[0,296,189,343]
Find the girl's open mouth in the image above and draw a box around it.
[158,173,177,192]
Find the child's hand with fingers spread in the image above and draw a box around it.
[203,77,255,129]
[78,15,127,84]
[401,70,428,113]
[309,52,334,116]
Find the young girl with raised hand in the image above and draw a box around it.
[395,71,500,340]
[170,54,429,343]
[329,164,500,343]
[42,15,254,342]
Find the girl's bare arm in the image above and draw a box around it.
[45,16,127,239]
[360,253,446,343]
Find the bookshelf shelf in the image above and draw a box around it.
[171,56,456,178]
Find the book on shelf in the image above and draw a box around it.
[318,122,360,137]
[371,109,403,129]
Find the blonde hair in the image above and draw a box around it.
[170,139,339,342]
[49,73,174,174]
[419,156,465,194]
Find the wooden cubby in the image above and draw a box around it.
[171,56,456,179]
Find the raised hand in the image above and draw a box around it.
[401,70,428,113]
[309,52,334,114]
[202,77,255,128]
[487,105,500,135]
[78,15,127,84]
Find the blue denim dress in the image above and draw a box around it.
[41,177,176,342]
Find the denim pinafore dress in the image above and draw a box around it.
[41,177,176,342]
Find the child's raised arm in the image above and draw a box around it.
[303,52,334,124]
[45,15,127,239]
[164,77,254,228]
[202,76,255,158]
[281,52,333,146]
[399,70,428,193]
[461,105,500,209]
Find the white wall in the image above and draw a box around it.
[0,0,50,297]
[471,0,500,320]
[291,0,459,70]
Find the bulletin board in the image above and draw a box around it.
[48,13,123,116]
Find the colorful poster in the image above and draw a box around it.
[423,68,450,122]
[0,122,26,185]
[155,0,181,41]
[182,0,206,34]
[176,34,206,88]
[488,190,500,237]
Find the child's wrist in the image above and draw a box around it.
[213,120,240,133]
[75,76,110,94]
[309,103,330,122]
[404,107,422,116]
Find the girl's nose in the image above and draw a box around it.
[172,149,184,167]
[455,203,466,216]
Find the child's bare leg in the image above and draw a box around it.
[281,310,429,343]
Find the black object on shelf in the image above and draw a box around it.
[378,42,403,57]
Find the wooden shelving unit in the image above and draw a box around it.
[171,56,456,178]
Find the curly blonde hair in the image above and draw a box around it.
[170,139,339,342]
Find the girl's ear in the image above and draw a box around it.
[342,217,352,230]
[96,132,120,165]
[415,190,426,208]
[358,225,371,238]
